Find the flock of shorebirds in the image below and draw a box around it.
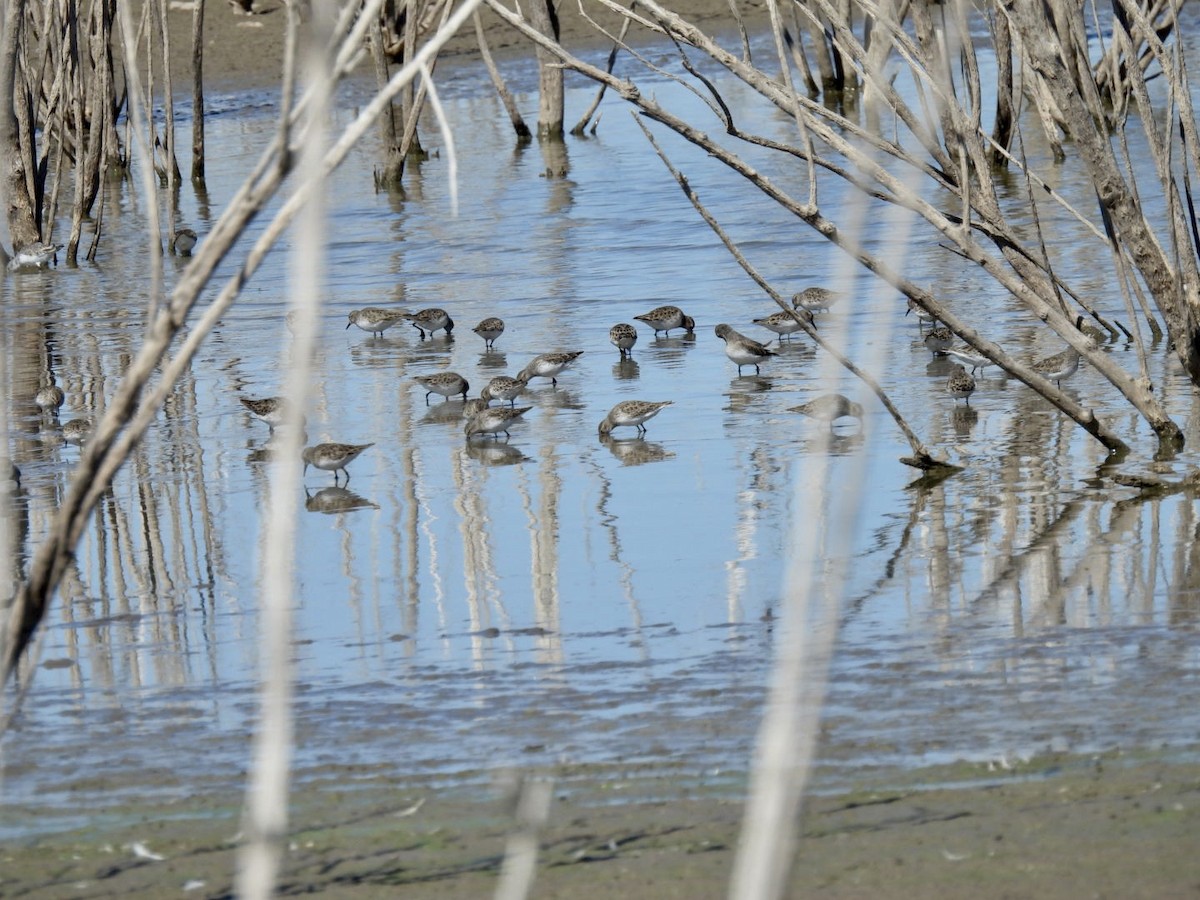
[236,288,872,483]
[234,286,1091,482]
[29,282,1088,485]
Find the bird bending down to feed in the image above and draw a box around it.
[946,364,976,405]
[465,406,532,439]
[597,400,673,436]
[517,351,584,386]
[472,317,505,349]
[302,442,374,482]
[789,394,864,430]
[346,307,408,337]
[634,305,694,337]
[405,308,453,339]
[609,323,638,356]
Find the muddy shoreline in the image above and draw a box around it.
[4,750,1197,897]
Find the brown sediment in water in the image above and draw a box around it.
[166,0,772,92]
[3,751,1197,897]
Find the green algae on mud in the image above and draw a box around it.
[3,749,1198,898]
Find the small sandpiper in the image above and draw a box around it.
[792,286,842,314]
[788,394,864,430]
[346,307,408,337]
[8,242,62,272]
[415,372,469,404]
[465,406,533,439]
[405,307,453,339]
[35,379,65,414]
[597,400,673,436]
[62,417,92,445]
[240,396,303,433]
[923,326,953,355]
[463,398,490,418]
[481,374,529,407]
[905,298,938,329]
[634,305,694,337]
[171,228,198,256]
[1031,346,1081,387]
[518,351,584,386]
[753,309,811,342]
[302,442,374,482]
[715,323,777,375]
[944,347,994,375]
[472,317,505,349]
[946,363,976,404]
[609,323,638,356]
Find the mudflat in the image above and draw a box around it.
[3,751,1197,897]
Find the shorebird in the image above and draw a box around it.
[1032,347,1081,387]
[792,286,842,314]
[789,394,864,430]
[946,364,976,404]
[415,372,469,404]
[905,298,938,329]
[924,326,953,355]
[240,396,302,433]
[472,317,505,350]
[518,351,584,386]
[465,406,533,439]
[609,323,638,356]
[346,307,408,337]
[35,379,65,414]
[171,228,198,256]
[481,374,529,407]
[944,347,995,375]
[714,323,777,375]
[302,442,374,482]
[753,309,811,342]
[405,307,453,339]
[8,242,62,271]
[597,400,673,436]
[634,305,694,337]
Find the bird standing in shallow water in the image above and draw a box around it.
[946,364,976,404]
[792,286,842,314]
[714,323,777,375]
[789,394,864,430]
[415,372,469,404]
[518,351,583,386]
[465,406,532,439]
[598,400,673,436]
[944,347,994,375]
[405,307,453,339]
[924,326,953,355]
[1032,347,1081,387]
[753,309,810,342]
[609,323,638,356]
[346,307,408,337]
[472,317,504,349]
[240,396,303,433]
[302,442,374,482]
[634,305,694,337]
[481,374,528,407]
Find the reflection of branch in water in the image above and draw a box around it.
[584,455,645,657]
[517,449,564,668]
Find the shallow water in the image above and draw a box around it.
[2,25,1200,838]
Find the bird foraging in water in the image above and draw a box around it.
[517,351,583,386]
[609,323,638,356]
[346,307,408,337]
[753,309,811,341]
[946,364,976,404]
[472,317,504,349]
[634,305,693,337]
[944,347,994,375]
[240,396,303,433]
[597,400,673,436]
[171,228,198,256]
[404,307,453,339]
[789,394,864,430]
[714,323,776,375]
[791,286,842,314]
[302,442,374,482]
[415,372,469,404]
[465,406,532,439]
[481,374,529,407]
[7,242,62,271]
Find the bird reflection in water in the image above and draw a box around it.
[600,435,674,466]
[304,486,379,515]
[465,441,530,466]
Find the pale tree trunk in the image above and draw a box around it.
[0,0,40,251]
[527,0,563,139]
